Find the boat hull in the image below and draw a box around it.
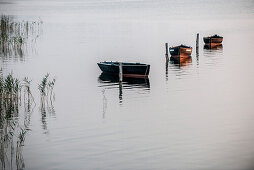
[97,62,150,77]
[169,46,192,56]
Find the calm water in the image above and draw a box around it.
[1,0,254,169]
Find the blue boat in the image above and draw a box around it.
[97,62,150,78]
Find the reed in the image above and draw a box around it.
[48,78,56,102]
[17,128,27,147]
[0,15,42,57]
[0,72,3,100]
[0,71,55,109]
[0,73,20,105]
[38,73,56,102]
[0,75,27,170]
[38,73,49,97]
[0,71,57,170]
[23,77,34,104]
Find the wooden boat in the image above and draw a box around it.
[97,62,150,78]
[169,44,192,56]
[203,34,223,44]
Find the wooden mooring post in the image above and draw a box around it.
[196,33,199,59]
[119,62,123,82]
[165,43,169,57]
[196,33,199,48]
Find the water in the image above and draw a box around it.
[1,0,254,169]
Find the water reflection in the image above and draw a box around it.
[0,15,42,62]
[165,57,169,81]
[119,82,123,104]
[0,71,55,169]
[169,55,192,67]
[39,96,56,134]
[0,15,42,168]
[165,55,193,80]
[98,73,150,115]
[196,46,199,65]
[204,43,223,50]
[101,89,107,119]
[0,93,34,170]
[98,73,150,88]
[203,44,223,67]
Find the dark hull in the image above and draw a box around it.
[97,62,150,77]
[169,47,180,56]
[169,46,192,56]
[203,37,223,44]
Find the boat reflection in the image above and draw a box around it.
[165,55,192,80]
[98,73,150,105]
[98,73,150,118]
[203,44,223,57]
[203,43,223,67]
[169,55,192,67]
[204,43,223,50]
[98,73,150,88]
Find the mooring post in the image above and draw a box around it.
[119,62,123,82]
[165,43,168,57]
[196,33,199,59]
[196,33,199,48]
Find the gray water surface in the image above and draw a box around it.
[1,0,254,169]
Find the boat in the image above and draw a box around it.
[97,62,150,78]
[203,34,223,44]
[169,44,192,56]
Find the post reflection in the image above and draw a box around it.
[98,73,150,89]
[196,46,199,65]
[165,57,169,81]
[98,73,150,117]
[102,89,107,119]
[119,82,123,104]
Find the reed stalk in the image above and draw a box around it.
[0,71,55,169]
[0,15,42,57]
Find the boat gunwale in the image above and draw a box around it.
[169,45,192,49]
[203,35,223,39]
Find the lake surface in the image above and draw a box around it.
[1,0,254,169]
